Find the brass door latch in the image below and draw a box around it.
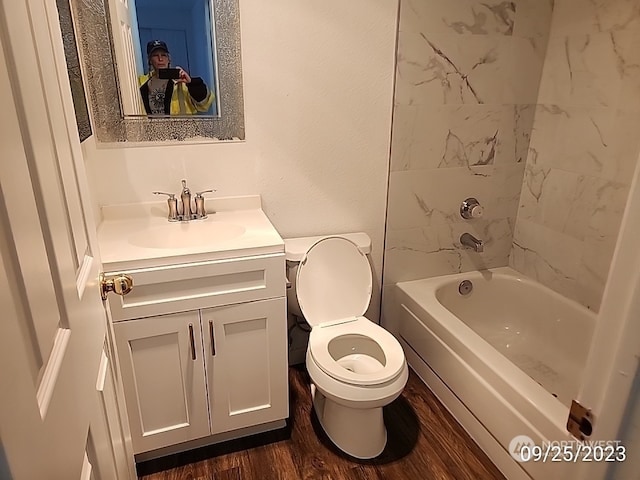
[100,273,134,300]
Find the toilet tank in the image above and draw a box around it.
[284,232,371,261]
[284,232,372,319]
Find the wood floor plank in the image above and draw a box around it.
[138,366,505,480]
[347,465,384,480]
[211,466,242,480]
[244,442,300,480]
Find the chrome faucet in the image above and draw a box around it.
[460,233,484,253]
[153,179,215,222]
[180,179,193,219]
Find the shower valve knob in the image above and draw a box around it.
[460,198,483,219]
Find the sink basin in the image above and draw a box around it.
[98,195,285,270]
[128,221,246,249]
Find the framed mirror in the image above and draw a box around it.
[70,0,244,142]
[56,0,92,142]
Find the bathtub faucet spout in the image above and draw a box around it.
[460,233,484,253]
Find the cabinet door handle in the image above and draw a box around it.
[209,320,216,356]
[188,323,196,360]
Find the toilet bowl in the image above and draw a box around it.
[285,234,408,459]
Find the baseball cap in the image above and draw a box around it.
[147,40,169,56]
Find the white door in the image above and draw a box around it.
[107,0,145,114]
[574,156,640,480]
[0,0,132,478]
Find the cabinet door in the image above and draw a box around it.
[202,298,289,434]
[114,311,210,453]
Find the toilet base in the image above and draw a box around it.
[311,384,387,459]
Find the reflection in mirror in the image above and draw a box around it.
[112,0,218,117]
[70,0,244,142]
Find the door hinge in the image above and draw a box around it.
[567,399,594,441]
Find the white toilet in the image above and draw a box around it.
[285,233,408,459]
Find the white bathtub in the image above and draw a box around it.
[395,267,596,480]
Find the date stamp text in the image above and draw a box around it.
[509,435,626,463]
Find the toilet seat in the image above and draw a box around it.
[308,317,406,386]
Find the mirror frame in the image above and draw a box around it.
[71,0,245,143]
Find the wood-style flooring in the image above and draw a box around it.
[137,365,505,480]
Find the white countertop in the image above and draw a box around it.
[98,195,284,272]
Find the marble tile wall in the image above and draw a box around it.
[510,0,640,311]
[383,0,553,297]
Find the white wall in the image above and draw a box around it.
[83,0,399,320]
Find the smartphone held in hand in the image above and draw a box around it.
[158,68,181,80]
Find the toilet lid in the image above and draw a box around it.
[296,236,372,327]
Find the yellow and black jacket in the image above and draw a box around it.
[139,74,214,115]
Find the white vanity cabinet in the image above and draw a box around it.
[98,196,289,457]
[114,297,287,454]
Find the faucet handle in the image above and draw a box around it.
[194,189,216,219]
[153,192,179,221]
[152,191,176,198]
[460,197,484,219]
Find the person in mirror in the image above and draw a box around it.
[139,40,214,115]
